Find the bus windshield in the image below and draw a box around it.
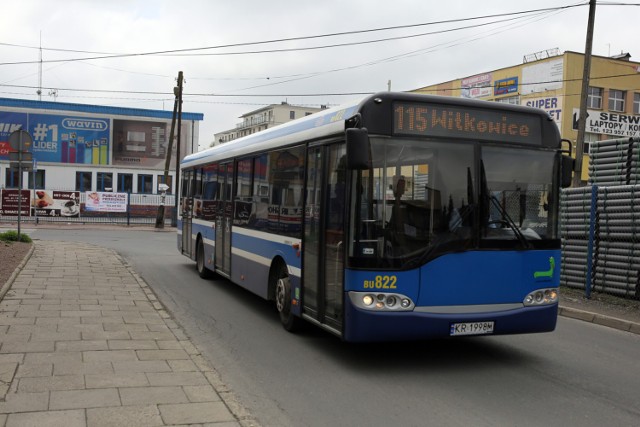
[348,136,558,270]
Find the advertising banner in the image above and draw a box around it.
[0,111,110,164]
[32,190,80,217]
[521,58,563,94]
[525,96,562,125]
[461,73,492,99]
[0,112,28,159]
[494,77,519,96]
[85,191,128,212]
[113,119,186,168]
[572,109,640,137]
[0,189,31,216]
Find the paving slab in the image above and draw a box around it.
[0,241,260,426]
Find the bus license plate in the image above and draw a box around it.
[450,321,494,336]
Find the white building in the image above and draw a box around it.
[213,102,326,146]
[0,98,203,194]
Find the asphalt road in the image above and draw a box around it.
[29,228,640,427]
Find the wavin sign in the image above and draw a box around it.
[62,118,108,131]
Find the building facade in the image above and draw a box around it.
[213,102,326,146]
[0,98,203,194]
[411,50,640,182]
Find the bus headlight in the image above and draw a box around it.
[349,292,415,311]
[362,295,374,306]
[523,288,558,306]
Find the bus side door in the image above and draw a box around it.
[303,143,346,333]
[181,169,194,258]
[215,162,233,275]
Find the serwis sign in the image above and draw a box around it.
[572,109,640,137]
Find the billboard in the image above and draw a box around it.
[0,112,110,164]
[572,109,640,137]
[494,77,519,96]
[32,190,80,217]
[113,120,187,168]
[525,96,562,125]
[521,58,563,94]
[461,73,493,99]
[1,112,188,168]
[0,189,31,216]
[85,191,128,212]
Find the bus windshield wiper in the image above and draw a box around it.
[488,195,532,249]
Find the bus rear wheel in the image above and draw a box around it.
[196,238,213,279]
[275,266,302,332]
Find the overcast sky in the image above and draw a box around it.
[1,1,637,150]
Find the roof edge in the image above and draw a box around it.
[0,97,204,121]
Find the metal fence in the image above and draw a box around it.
[560,137,640,300]
[0,192,176,226]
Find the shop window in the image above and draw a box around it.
[75,171,92,192]
[118,173,133,193]
[137,174,153,194]
[97,172,113,192]
[28,170,46,189]
[4,169,20,188]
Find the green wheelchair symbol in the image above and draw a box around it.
[534,257,555,279]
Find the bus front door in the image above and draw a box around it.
[303,144,346,334]
[215,162,233,276]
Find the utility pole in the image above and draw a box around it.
[573,0,597,187]
[173,72,184,228]
[155,71,183,229]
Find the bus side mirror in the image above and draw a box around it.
[346,128,371,170]
[561,155,574,188]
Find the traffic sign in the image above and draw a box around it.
[9,162,33,172]
[8,130,33,151]
[8,151,33,161]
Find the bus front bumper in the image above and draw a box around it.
[343,298,558,342]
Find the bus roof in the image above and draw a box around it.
[181,99,363,167]
[182,92,560,168]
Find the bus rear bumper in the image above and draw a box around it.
[343,299,558,342]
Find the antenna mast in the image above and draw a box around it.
[37,32,42,100]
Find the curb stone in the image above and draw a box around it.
[113,251,262,427]
[0,244,35,301]
[558,306,640,335]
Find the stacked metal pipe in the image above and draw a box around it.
[589,137,640,186]
[560,187,592,290]
[561,137,640,299]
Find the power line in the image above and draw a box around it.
[1,72,637,99]
[0,3,587,66]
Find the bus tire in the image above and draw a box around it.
[274,264,303,332]
[196,237,213,279]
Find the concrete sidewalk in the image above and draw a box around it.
[0,241,259,427]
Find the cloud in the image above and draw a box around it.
[1,0,636,149]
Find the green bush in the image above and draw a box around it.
[0,230,33,243]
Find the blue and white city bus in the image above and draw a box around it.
[177,92,572,342]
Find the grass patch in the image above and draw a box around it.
[0,230,33,243]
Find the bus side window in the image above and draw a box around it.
[252,154,270,232]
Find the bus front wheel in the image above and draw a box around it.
[275,265,302,332]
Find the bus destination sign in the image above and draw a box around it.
[393,102,542,144]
